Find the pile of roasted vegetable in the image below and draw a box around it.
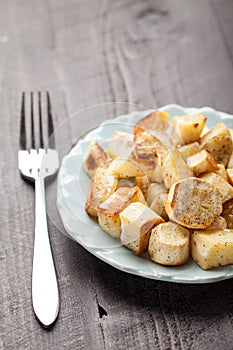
[84,110,233,270]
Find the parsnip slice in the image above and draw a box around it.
[165,177,222,229]
[148,222,190,266]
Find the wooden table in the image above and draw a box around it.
[1,0,233,349]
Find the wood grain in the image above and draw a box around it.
[0,0,233,349]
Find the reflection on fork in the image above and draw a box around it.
[18,91,59,328]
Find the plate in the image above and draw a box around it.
[57,104,233,283]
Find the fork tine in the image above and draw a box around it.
[20,92,26,150]
[30,92,35,149]
[46,91,55,148]
[38,91,44,148]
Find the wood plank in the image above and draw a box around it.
[0,1,105,349]
[1,0,233,349]
[211,0,233,66]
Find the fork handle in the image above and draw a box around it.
[32,177,59,327]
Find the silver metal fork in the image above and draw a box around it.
[18,91,59,328]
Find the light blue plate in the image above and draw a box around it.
[57,104,233,283]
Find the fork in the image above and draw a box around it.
[18,91,59,327]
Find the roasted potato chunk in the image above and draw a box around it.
[147,183,167,206]
[134,130,172,156]
[131,144,157,173]
[229,128,233,143]
[84,109,233,271]
[120,202,164,256]
[200,122,232,166]
[134,110,169,135]
[200,125,210,138]
[98,186,146,238]
[107,130,134,159]
[205,216,227,230]
[150,193,168,221]
[226,168,233,185]
[148,222,190,266]
[178,142,201,161]
[187,150,219,176]
[200,172,233,203]
[214,163,227,180]
[227,153,233,169]
[84,140,108,178]
[85,168,118,217]
[107,158,144,178]
[117,178,135,189]
[162,148,193,189]
[172,114,206,145]
[148,161,163,183]
[165,177,223,229]
[135,175,150,196]
[222,199,233,228]
[191,229,233,270]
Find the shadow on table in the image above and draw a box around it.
[89,253,233,318]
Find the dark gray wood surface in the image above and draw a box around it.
[1,0,233,349]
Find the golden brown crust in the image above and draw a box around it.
[84,140,108,177]
[98,187,138,215]
[85,168,118,217]
[134,110,169,136]
[186,149,219,176]
[172,114,207,145]
[131,144,157,172]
